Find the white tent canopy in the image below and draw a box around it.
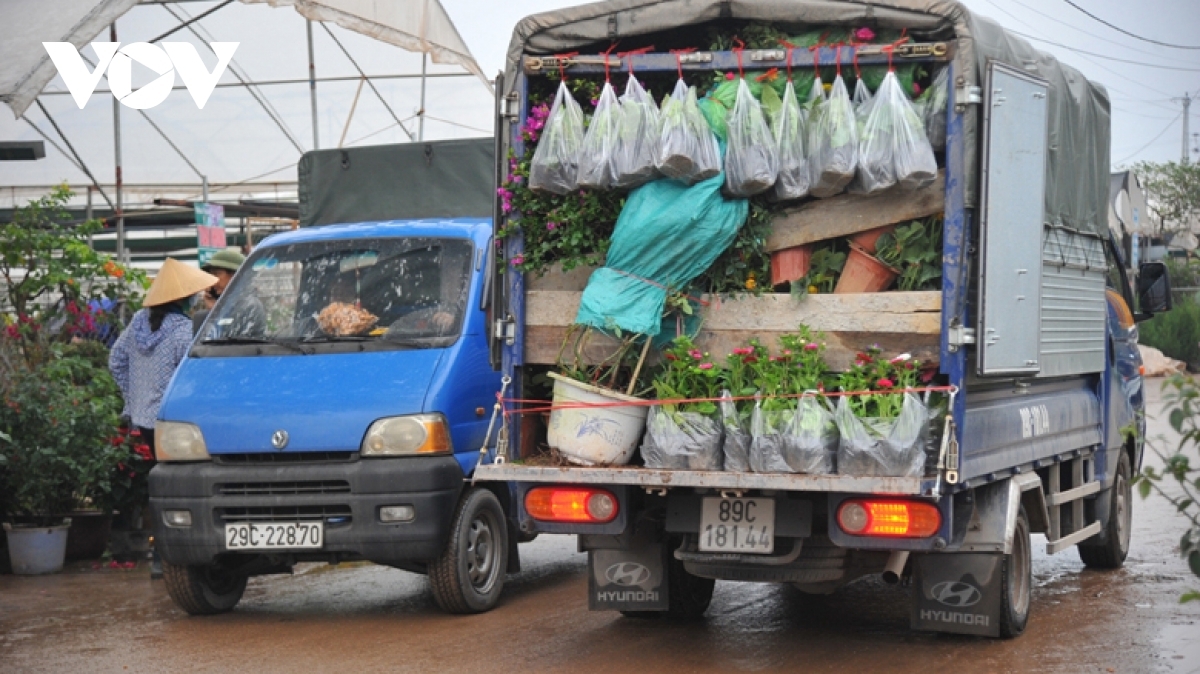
[0,0,489,120]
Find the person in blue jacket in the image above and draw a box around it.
[109,258,217,452]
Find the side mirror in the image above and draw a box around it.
[1136,261,1172,319]
[192,309,210,337]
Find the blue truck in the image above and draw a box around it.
[468,0,1175,638]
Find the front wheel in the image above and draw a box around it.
[998,506,1032,638]
[162,561,247,615]
[428,488,508,614]
[1078,451,1132,569]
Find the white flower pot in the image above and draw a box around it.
[546,372,648,466]
[4,520,71,575]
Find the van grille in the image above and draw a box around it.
[216,481,351,496]
[216,505,352,525]
[214,451,357,464]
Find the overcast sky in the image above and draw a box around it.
[0,0,1197,205]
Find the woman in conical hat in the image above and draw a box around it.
[109,258,217,450]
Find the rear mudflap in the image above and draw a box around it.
[587,534,668,612]
[911,553,1003,637]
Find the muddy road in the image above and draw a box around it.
[2,380,1197,673]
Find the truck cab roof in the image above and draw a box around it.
[257,218,493,249]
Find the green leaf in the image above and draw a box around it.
[1181,590,1200,604]
[1137,478,1152,499]
[1170,408,1185,433]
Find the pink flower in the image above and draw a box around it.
[742,355,758,364]
[4,325,17,339]
[590,98,598,107]
[804,343,820,351]
[510,254,525,267]
[732,347,753,356]
[855,27,876,42]
[912,82,922,96]
[546,221,558,231]
[783,349,793,356]
[920,369,935,383]
[688,349,703,360]
[876,378,895,389]
[890,353,911,364]
[698,362,714,370]
[725,72,735,80]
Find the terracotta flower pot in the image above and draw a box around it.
[848,224,896,255]
[835,243,900,294]
[770,245,814,288]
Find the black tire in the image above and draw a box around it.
[1078,451,1132,569]
[162,560,247,615]
[428,488,508,614]
[998,506,1032,639]
[621,539,715,620]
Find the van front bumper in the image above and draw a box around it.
[149,455,463,567]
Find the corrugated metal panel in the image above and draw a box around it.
[1039,228,1107,377]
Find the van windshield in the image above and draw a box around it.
[200,237,473,349]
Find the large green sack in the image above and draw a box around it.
[575,174,748,336]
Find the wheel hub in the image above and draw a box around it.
[466,516,497,591]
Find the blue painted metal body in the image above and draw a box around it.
[159,219,502,476]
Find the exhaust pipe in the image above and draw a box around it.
[882,551,909,585]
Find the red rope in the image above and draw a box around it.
[670,47,697,80]
[601,42,619,82]
[618,46,654,76]
[732,38,745,78]
[500,385,957,416]
[553,51,578,81]
[778,39,796,81]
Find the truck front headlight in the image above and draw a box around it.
[155,421,210,461]
[362,414,452,456]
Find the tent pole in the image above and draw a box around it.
[418,53,427,142]
[307,19,319,150]
[111,23,125,265]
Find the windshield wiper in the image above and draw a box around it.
[201,337,310,355]
[299,335,373,343]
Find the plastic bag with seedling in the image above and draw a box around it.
[808,71,858,198]
[747,328,837,474]
[772,78,810,201]
[641,337,724,470]
[613,73,661,189]
[719,341,765,472]
[852,78,874,133]
[834,348,930,477]
[530,79,585,195]
[854,68,937,194]
[725,77,778,197]
[915,67,949,151]
[577,79,622,189]
[658,78,721,184]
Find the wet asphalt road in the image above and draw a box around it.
[2,379,1198,674]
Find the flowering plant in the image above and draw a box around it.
[744,326,829,412]
[102,425,154,521]
[836,346,922,418]
[652,336,723,417]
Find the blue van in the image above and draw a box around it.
[150,141,512,614]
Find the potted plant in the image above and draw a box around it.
[747,326,837,474]
[642,336,725,470]
[547,324,653,466]
[0,187,146,574]
[833,347,930,477]
[792,246,846,297]
[873,218,942,291]
[719,340,769,472]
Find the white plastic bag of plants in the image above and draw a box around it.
[719,390,751,472]
[807,75,858,198]
[613,75,661,189]
[852,78,874,131]
[833,393,928,477]
[577,81,622,189]
[772,79,809,201]
[918,67,949,151]
[875,70,938,192]
[657,79,721,184]
[724,77,778,197]
[529,80,585,195]
[749,396,837,474]
[641,406,724,471]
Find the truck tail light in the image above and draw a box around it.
[525,487,618,523]
[837,499,941,538]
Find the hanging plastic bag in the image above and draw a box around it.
[917,67,949,151]
[887,70,938,190]
[807,74,858,198]
[657,79,721,184]
[641,406,724,470]
[834,393,928,477]
[614,74,661,189]
[725,77,778,197]
[529,79,585,195]
[577,80,622,189]
[852,78,874,133]
[772,79,809,201]
[719,390,751,472]
[750,396,837,474]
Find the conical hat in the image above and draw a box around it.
[144,258,219,307]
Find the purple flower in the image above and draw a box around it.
[511,254,525,267]
[855,27,876,42]
[546,221,558,231]
[590,98,598,107]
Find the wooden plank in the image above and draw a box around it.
[525,263,599,292]
[523,290,942,370]
[766,171,945,252]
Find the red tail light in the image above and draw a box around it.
[525,487,618,523]
[837,499,941,538]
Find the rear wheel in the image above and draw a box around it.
[428,488,508,614]
[162,561,247,615]
[1078,451,1132,569]
[998,506,1032,638]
